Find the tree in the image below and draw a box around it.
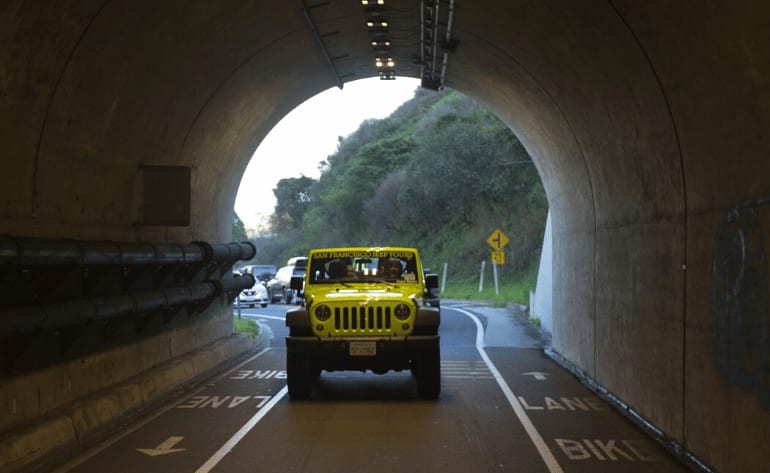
[233,212,248,241]
[270,175,316,231]
[363,169,410,242]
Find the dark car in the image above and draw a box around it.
[267,258,307,304]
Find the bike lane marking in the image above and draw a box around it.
[485,346,689,471]
[52,347,283,472]
[194,385,287,473]
[451,306,566,473]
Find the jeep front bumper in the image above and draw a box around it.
[285,335,439,372]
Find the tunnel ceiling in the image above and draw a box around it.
[1,0,768,244]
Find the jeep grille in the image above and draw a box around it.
[333,305,392,333]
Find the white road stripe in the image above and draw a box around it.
[52,348,273,473]
[195,386,288,473]
[243,313,286,321]
[449,305,566,473]
[443,376,495,379]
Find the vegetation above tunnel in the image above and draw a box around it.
[237,88,548,302]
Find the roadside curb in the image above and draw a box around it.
[0,332,262,473]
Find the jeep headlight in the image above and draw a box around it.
[394,303,411,321]
[314,304,331,322]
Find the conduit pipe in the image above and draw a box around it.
[0,235,257,336]
[0,273,256,338]
[0,235,255,267]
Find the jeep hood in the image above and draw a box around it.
[311,287,420,302]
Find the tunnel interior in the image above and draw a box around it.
[2,1,770,472]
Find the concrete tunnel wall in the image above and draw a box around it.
[1,1,769,472]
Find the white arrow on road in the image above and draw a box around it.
[523,372,550,381]
[137,436,186,457]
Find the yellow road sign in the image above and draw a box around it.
[487,228,509,250]
[491,251,505,265]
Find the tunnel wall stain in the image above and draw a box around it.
[711,198,770,410]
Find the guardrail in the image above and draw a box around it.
[0,235,256,337]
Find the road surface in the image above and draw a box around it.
[53,301,688,473]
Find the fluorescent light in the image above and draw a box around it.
[375,57,395,68]
[366,16,388,28]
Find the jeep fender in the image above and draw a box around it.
[414,305,440,327]
[286,307,310,327]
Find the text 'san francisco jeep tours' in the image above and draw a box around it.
[285,247,441,400]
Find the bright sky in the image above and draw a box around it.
[234,77,421,230]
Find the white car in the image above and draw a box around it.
[238,281,270,308]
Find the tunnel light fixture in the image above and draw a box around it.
[370,38,392,50]
[362,0,385,14]
[378,69,396,80]
[362,1,395,80]
[366,16,389,29]
[375,57,395,68]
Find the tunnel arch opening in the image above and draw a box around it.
[230,77,550,319]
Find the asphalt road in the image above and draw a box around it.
[53,301,689,473]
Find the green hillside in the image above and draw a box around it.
[241,87,548,304]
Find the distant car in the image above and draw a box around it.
[286,256,308,266]
[241,264,278,283]
[267,260,307,304]
[238,280,270,308]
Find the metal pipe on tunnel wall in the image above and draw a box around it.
[0,234,256,335]
[0,235,255,267]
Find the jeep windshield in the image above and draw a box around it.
[307,250,419,284]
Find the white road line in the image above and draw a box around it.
[195,386,288,473]
[51,347,273,472]
[441,374,495,379]
[449,305,566,473]
[243,313,286,321]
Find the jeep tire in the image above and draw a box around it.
[416,349,441,399]
[287,351,311,400]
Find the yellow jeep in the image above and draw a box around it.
[285,247,441,399]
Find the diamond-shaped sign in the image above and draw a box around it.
[486,229,509,250]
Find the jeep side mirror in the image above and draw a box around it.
[425,273,439,290]
[290,275,304,291]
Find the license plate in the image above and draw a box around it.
[349,341,376,356]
